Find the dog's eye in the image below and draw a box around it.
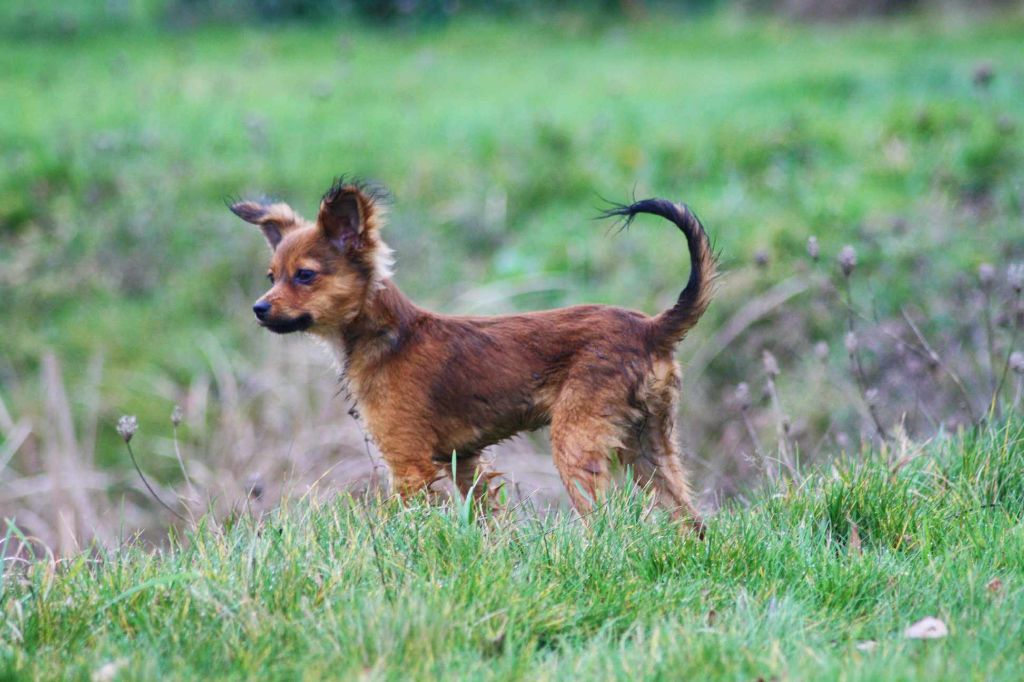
[267,272,274,284]
[294,269,316,285]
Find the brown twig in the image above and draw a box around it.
[123,440,189,524]
[762,352,798,478]
[736,382,769,479]
[900,307,979,425]
[170,407,196,497]
[979,265,999,406]
[991,290,1022,416]
[841,277,888,441]
[687,276,813,380]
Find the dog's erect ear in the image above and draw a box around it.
[229,200,302,251]
[317,180,384,251]
[315,178,394,283]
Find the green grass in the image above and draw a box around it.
[2,420,1022,680]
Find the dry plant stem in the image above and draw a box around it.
[991,291,1022,414]
[171,425,196,496]
[808,418,838,461]
[123,440,189,524]
[982,287,998,405]
[508,481,537,518]
[0,394,14,432]
[739,406,769,478]
[843,279,888,440]
[80,353,104,467]
[847,302,952,372]
[43,353,101,551]
[916,395,941,431]
[687,276,812,380]
[900,308,979,424]
[763,375,797,478]
[0,422,31,474]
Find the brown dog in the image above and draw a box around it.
[231,179,715,530]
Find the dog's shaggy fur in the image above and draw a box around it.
[231,178,716,532]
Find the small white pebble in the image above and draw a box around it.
[91,659,128,682]
[904,616,948,640]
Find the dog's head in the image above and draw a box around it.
[230,179,393,335]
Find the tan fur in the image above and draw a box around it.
[231,180,716,533]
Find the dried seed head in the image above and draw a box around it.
[836,432,851,450]
[735,382,752,410]
[865,388,880,406]
[171,405,183,427]
[754,249,770,269]
[1008,263,1024,294]
[838,245,857,277]
[116,415,138,443]
[814,341,829,362]
[845,331,858,355]
[762,350,780,377]
[806,236,820,261]
[978,263,996,289]
[1010,351,1024,375]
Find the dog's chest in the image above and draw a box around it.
[314,335,387,415]
[314,336,349,375]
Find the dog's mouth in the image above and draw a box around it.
[260,313,314,334]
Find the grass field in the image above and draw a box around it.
[2,419,1022,679]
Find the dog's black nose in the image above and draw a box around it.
[253,300,271,321]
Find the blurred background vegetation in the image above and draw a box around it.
[1,0,1022,552]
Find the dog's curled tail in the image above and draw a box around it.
[601,198,717,348]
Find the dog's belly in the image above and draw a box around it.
[434,396,552,456]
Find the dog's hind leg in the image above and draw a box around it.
[550,384,631,517]
[631,368,704,535]
[630,417,704,532]
[631,441,704,536]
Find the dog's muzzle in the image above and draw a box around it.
[259,312,314,334]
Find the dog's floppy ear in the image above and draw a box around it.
[230,200,302,251]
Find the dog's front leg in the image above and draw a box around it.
[384,452,443,501]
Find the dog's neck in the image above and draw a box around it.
[347,279,420,351]
[318,279,422,396]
